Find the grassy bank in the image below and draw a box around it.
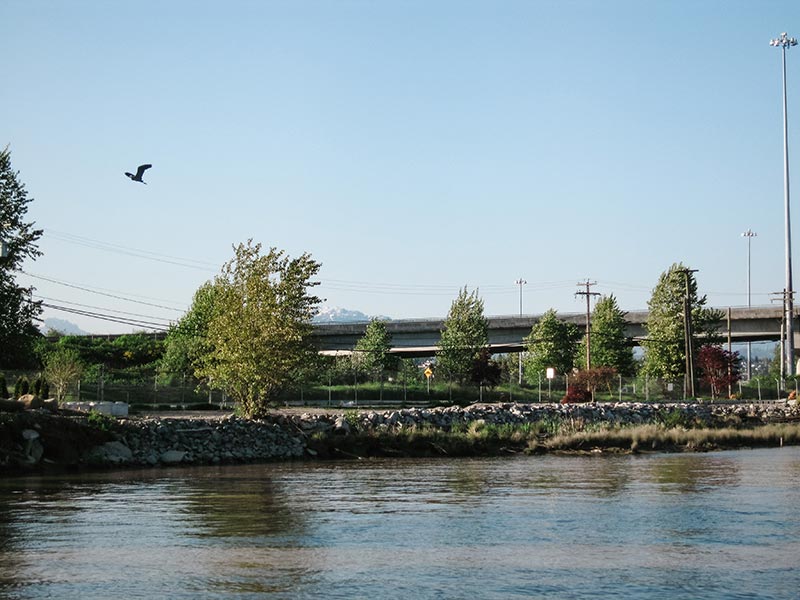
[306,420,800,459]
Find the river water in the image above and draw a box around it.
[1,447,799,599]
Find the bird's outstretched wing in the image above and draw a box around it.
[135,164,152,178]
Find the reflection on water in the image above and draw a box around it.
[1,448,799,599]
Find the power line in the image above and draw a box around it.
[44,229,221,271]
[34,294,175,323]
[22,272,186,311]
[40,302,171,332]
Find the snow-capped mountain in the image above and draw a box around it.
[313,306,389,324]
[41,318,89,336]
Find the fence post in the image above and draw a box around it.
[618,375,622,402]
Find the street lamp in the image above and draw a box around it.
[771,32,798,377]
[742,229,757,379]
[515,278,527,385]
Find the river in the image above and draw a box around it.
[1,447,799,599]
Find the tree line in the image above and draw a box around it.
[0,147,752,415]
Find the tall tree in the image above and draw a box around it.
[436,287,488,383]
[641,263,722,380]
[0,148,43,367]
[577,294,635,376]
[197,240,321,417]
[352,318,398,380]
[160,282,219,382]
[523,309,581,380]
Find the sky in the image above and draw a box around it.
[3,0,800,335]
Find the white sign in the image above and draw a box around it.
[546,368,555,380]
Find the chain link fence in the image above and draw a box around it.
[2,367,792,412]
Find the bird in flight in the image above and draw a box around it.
[125,164,152,184]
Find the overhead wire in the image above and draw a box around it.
[39,302,171,332]
[43,228,585,297]
[44,228,220,272]
[33,294,175,324]
[22,271,186,312]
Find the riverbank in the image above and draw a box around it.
[2,401,799,474]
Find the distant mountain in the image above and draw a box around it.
[41,318,89,336]
[313,306,390,324]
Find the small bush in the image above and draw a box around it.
[33,377,43,397]
[86,411,115,431]
[561,386,592,404]
[14,376,30,398]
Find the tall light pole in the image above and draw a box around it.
[771,32,798,377]
[742,229,757,380]
[515,278,526,385]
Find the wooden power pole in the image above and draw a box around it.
[576,280,600,370]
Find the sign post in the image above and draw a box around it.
[546,368,555,401]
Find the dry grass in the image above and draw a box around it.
[543,423,800,452]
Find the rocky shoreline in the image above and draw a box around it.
[2,401,799,474]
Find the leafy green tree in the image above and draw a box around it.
[352,318,398,380]
[641,263,722,380]
[160,282,219,382]
[44,347,84,403]
[523,309,581,381]
[577,294,635,376]
[0,148,43,368]
[768,342,783,380]
[197,240,322,417]
[436,287,488,383]
[43,333,162,384]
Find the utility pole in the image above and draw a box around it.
[575,280,600,370]
[771,289,794,385]
[742,229,757,380]
[771,32,798,378]
[677,268,698,398]
[515,278,527,385]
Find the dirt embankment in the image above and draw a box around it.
[0,410,116,472]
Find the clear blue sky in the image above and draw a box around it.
[3,1,800,334]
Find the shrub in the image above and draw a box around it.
[14,376,30,398]
[32,377,43,396]
[561,386,592,404]
[86,411,115,431]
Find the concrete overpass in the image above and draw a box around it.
[312,306,790,357]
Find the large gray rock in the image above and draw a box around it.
[160,450,186,464]
[333,415,350,434]
[87,441,133,465]
[18,394,42,410]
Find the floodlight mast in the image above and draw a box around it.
[771,32,798,379]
